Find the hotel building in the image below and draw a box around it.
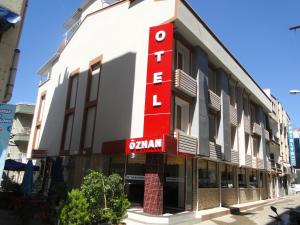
[27,0,294,222]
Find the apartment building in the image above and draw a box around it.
[264,90,293,197]
[0,0,27,102]
[4,104,34,183]
[27,0,292,222]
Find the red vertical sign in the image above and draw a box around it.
[143,23,174,137]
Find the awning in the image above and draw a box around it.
[0,6,21,32]
[4,159,39,171]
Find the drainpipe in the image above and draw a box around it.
[4,49,20,102]
[3,0,28,103]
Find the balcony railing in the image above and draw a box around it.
[244,114,251,134]
[174,130,197,155]
[257,158,264,169]
[231,150,239,164]
[208,89,221,111]
[174,69,197,97]
[12,127,31,143]
[276,163,282,173]
[12,127,31,136]
[246,154,252,167]
[209,141,222,160]
[230,105,238,126]
[252,157,257,168]
[252,122,262,136]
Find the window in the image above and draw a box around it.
[253,136,260,157]
[250,104,256,124]
[229,83,236,107]
[208,68,217,92]
[243,96,249,116]
[238,168,246,187]
[220,164,235,188]
[174,97,190,134]
[209,113,218,141]
[176,41,190,74]
[249,170,258,187]
[32,91,46,150]
[60,70,79,154]
[81,59,102,154]
[198,160,218,188]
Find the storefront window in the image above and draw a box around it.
[238,168,246,188]
[109,154,126,177]
[198,160,218,188]
[221,164,235,188]
[249,169,258,188]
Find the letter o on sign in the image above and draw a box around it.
[129,141,135,150]
[155,30,166,42]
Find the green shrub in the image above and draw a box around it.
[59,189,90,225]
[81,170,130,225]
[59,170,130,225]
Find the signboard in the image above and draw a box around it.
[143,23,174,137]
[125,136,165,154]
[288,124,296,167]
[0,104,16,182]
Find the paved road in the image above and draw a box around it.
[197,195,300,225]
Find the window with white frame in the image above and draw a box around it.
[176,41,190,74]
[174,97,190,134]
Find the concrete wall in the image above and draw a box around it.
[221,188,238,206]
[198,188,220,210]
[239,188,260,203]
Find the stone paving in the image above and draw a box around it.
[195,195,300,225]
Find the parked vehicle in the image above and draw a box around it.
[269,206,300,225]
[291,184,300,194]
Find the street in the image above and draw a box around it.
[195,195,300,225]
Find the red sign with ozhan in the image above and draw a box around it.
[143,23,174,137]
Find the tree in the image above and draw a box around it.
[59,189,90,225]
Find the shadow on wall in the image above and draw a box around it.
[36,53,137,185]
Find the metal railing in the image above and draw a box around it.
[174,69,197,97]
[174,130,197,155]
[230,105,238,126]
[208,89,221,111]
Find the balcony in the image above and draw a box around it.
[257,158,264,169]
[252,157,257,168]
[252,123,262,136]
[12,127,31,143]
[174,130,197,155]
[276,163,282,173]
[231,150,239,164]
[264,130,270,141]
[267,160,272,171]
[245,154,252,167]
[270,160,276,171]
[174,69,197,98]
[230,105,238,126]
[244,114,251,134]
[209,141,222,160]
[208,89,221,111]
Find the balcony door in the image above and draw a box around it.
[174,97,190,134]
[176,41,190,74]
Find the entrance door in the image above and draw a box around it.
[164,155,193,212]
[125,154,145,207]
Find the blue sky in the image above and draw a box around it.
[11,0,300,127]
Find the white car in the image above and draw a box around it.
[291,184,300,194]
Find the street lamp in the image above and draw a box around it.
[289,90,300,95]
